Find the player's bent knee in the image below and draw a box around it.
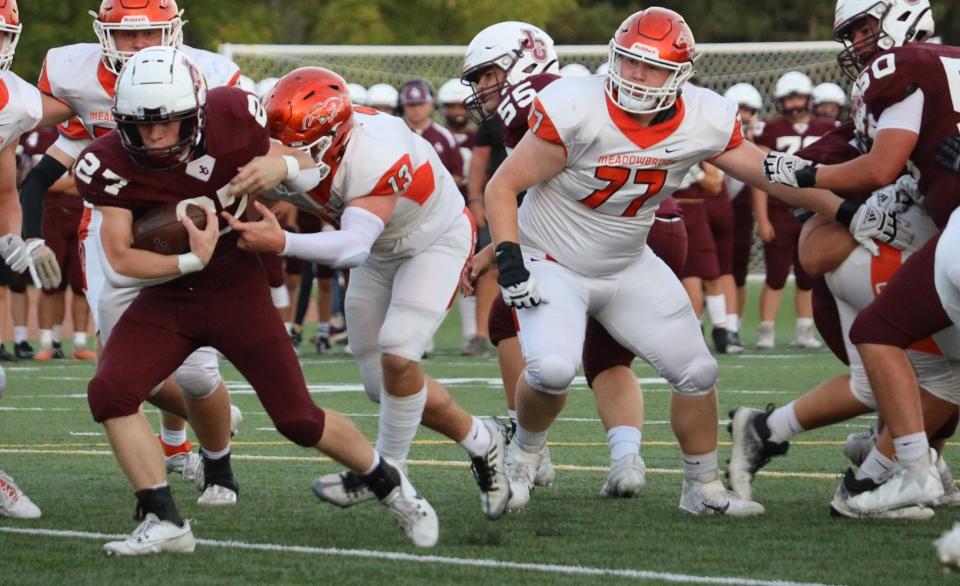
[671,354,718,395]
[273,408,326,447]
[524,355,577,394]
[147,380,164,398]
[88,375,141,423]
[175,366,221,400]
[849,370,878,410]
[357,353,383,404]
[379,305,443,361]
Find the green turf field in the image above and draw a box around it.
[1,284,957,585]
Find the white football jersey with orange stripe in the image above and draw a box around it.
[39,43,240,149]
[0,71,42,150]
[521,76,741,277]
[325,110,465,260]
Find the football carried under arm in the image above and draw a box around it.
[98,204,219,287]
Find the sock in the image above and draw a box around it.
[318,322,331,337]
[607,425,642,462]
[893,431,930,473]
[508,409,518,426]
[759,321,774,332]
[727,314,740,333]
[458,295,478,340]
[52,324,63,343]
[160,427,188,448]
[73,331,88,348]
[363,451,381,476]
[459,416,492,457]
[796,317,814,337]
[284,321,294,335]
[201,444,231,460]
[38,329,53,350]
[855,448,898,483]
[682,450,719,481]
[14,326,27,344]
[766,401,804,444]
[134,484,183,526]
[515,424,547,453]
[375,384,427,468]
[705,295,727,328]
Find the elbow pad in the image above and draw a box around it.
[20,155,68,239]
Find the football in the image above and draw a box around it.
[131,202,208,255]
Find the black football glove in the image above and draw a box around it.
[937,136,960,174]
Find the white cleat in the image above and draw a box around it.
[103,514,196,556]
[0,471,41,519]
[846,452,944,516]
[756,324,775,349]
[379,461,439,548]
[197,484,238,507]
[470,418,511,520]
[935,454,960,507]
[679,474,765,516]
[312,470,375,508]
[599,454,646,498]
[229,405,243,437]
[726,407,789,501]
[505,440,544,511]
[165,450,202,482]
[829,470,933,520]
[534,445,555,487]
[936,523,960,570]
[790,334,823,349]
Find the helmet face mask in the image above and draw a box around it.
[0,0,21,75]
[92,0,184,75]
[117,114,201,170]
[833,0,935,80]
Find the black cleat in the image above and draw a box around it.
[14,341,33,360]
[0,343,17,362]
[712,327,729,353]
[727,405,790,501]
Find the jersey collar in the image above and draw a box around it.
[605,92,686,150]
[97,62,117,98]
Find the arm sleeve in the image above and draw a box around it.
[281,205,384,268]
[19,154,68,239]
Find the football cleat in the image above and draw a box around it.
[726,330,745,354]
[315,334,332,355]
[470,417,511,520]
[312,470,375,508]
[829,468,933,520]
[935,454,960,507]
[846,451,943,516]
[843,426,878,467]
[34,343,64,362]
[727,406,789,500]
[535,445,556,486]
[0,343,16,362]
[14,341,34,360]
[505,440,544,511]
[679,473,765,516]
[378,460,439,547]
[711,327,729,354]
[197,484,237,507]
[936,523,960,571]
[461,335,489,357]
[791,334,823,349]
[161,439,201,482]
[71,347,96,361]
[756,323,775,349]
[0,471,41,519]
[599,453,646,498]
[229,405,243,437]
[103,513,196,556]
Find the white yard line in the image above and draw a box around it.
[0,526,839,586]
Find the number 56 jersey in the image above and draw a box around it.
[520,76,741,277]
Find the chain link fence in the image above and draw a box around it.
[221,41,849,274]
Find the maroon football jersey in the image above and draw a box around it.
[852,43,960,228]
[497,73,560,149]
[75,86,271,290]
[414,121,463,180]
[755,114,837,210]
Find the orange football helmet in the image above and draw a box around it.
[265,67,355,183]
[91,0,184,75]
[0,0,21,74]
[606,7,697,114]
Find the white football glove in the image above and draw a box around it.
[866,175,922,215]
[762,152,816,188]
[0,234,62,289]
[500,274,550,309]
[849,200,913,256]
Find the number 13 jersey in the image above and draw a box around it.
[520,76,742,277]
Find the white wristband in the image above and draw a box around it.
[282,155,300,182]
[177,252,204,274]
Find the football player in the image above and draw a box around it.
[366,83,399,115]
[813,82,848,121]
[78,48,438,553]
[762,0,960,514]
[21,0,244,485]
[751,71,837,349]
[230,67,512,521]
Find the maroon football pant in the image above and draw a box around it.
[812,275,848,365]
[763,205,813,290]
[679,201,720,280]
[488,213,688,387]
[88,262,326,446]
[732,188,753,287]
[42,198,84,294]
[704,195,735,275]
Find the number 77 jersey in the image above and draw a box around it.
[519,76,742,277]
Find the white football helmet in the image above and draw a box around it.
[834,0,934,79]
[774,71,813,100]
[112,46,206,169]
[724,83,763,112]
[560,63,591,77]
[255,77,279,102]
[366,83,399,110]
[347,83,367,106]
[437,78,471,106]
[236,74,256,94]
[813,82,847,106]
[91,0,184,75]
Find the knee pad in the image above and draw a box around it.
[671,354,718,395]
[911,350,960,405]
[849,365,878,410]
[524,355,578,395]
[88,375,141,422]
[273,407,326,447]
[357,352,383,404]
[379,303,444,362]
[174,349,222,400]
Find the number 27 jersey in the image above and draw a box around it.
[521,76,741,277]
